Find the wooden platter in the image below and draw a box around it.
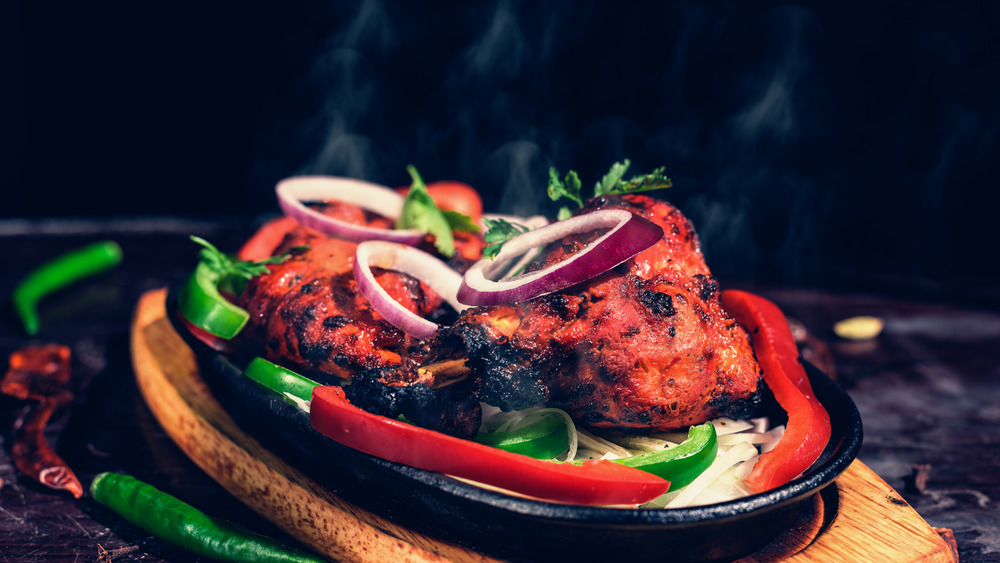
[130,288,955,562]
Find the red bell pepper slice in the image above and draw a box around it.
[309,386,670,505]
[720,289,832,494]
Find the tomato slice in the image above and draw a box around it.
[309,386,669,505]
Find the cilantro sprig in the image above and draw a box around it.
[190,235,305,295]
[482,159,673,259]
[481,217,530,259]
[547,168,583,219]
[396,165,480,257]
[550,159,672,219]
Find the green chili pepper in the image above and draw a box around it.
[177,261,251,340]
[90,472,324,563]
[244,357,320,405]
[11,240,123,336]
[474,410,571,460]
[611,422,718,490]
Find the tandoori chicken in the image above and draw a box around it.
[235,193,762,437]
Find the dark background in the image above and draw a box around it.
[7,0,1000,305]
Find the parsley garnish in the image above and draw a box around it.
[396,165,479,258]
[547,168,582,220]
[484,159,673,260]
[190,236,305,295]
[481,217,530,259]
[549,159,672,219]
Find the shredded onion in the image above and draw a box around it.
[353,240,469,339]
[458,209,663,306]
[665,442,759,508]
[276,176,425,245]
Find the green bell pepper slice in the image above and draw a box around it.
[611,422,717,490]
[177,236,305,341]
[177,261,250,340]
[474,412,570,460]
[243,357,320,405]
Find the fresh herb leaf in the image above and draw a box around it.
[596,159,672,196]
[190,236,304,295]
[481,217,530,260]
[396,165,480,257]
[547,168,583,219]
[442,209,481,234]
[549,160,673,217]
[593,160,632,197]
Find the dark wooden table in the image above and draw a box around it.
[0,218,997,562]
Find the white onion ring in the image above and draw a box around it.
[276,176,425,245]
[457,209,663,306]
[354,240,470,339]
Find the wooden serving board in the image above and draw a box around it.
[130,288,955,563]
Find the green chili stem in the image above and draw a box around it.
[12,240,123,336]
[90,472,325,563]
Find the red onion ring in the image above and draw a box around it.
[457,209,663,306]
[479,213,551,280]
[354,241,470,339]
[479,213,550,231]
[276,176,425,245]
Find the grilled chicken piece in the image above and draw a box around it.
[238,201,485,382]
[236,202,483,436]
[241,265,447,382]
[436,194,762,431]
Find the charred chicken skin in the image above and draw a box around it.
[433,194,762,431]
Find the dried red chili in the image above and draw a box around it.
[2,344,83,498]
[1,344,72,399]
[11,392,83,497]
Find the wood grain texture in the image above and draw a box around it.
[785,465,957,562]
[131,287,956,563]
[738,464,956,563]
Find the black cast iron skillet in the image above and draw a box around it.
[165,287,862,563]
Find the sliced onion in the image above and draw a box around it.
[479,213,551,278]
[457,209,663,306]
[276,176,425,245]
[479,213,550,231]
[354,240,470,339]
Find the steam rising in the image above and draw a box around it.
[250,1,1000,293]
